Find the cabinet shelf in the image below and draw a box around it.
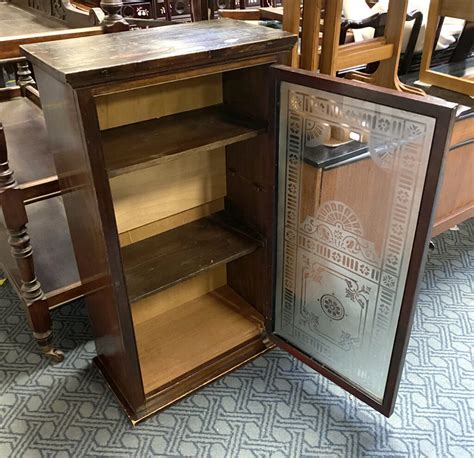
[134,285,265,395]
[121,211,262,303]
[102,105,266,177]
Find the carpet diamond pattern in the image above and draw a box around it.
[0,220,473,457]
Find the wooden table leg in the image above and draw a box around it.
[1,188,64,362]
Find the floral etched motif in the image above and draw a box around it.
[338,330,359,350]
[406,123,423,140]
[289,153,299,165]
[301,308,320,332]
[305,265,325,284]
[382,273,396,290]
[397,189,410,205]
[401,152,418,170]
[316,201,364,236]
[290,120,299,135]
[392,223,404,237]
[377,118,391,132]
[285,229,296,243]
[359,264,370,276]
[288,182,297,194]
[320,294,345,321]
[287,210,297,224]
[345,279,371,309]
[386,253,398,267]
[290,93,304,112]
[300,201,380,265]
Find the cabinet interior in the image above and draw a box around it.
[95,64,273,396]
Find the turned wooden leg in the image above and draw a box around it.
[0,124,16,190]
[0,189,64,362]
[16,61,35,96]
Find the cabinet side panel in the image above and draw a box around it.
[34,68,146,413]
[223,64,275,316]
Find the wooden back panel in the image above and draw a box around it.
[96,74,222,129]
[96,74,227,237]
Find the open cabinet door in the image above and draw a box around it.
[270,65,456,416]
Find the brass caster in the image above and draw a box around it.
[42,346,65,363]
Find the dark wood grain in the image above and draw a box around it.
[122,211,262,303]
[222,62,285,318]
[21,20,297,87]
[102,105,266,177]
[33,66,146,411]
[26,24,295,422]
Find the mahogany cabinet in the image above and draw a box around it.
[22,19,455,424]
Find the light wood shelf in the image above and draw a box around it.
[102,105,266,178]
[121,211,262,303]
[134,285,265,395]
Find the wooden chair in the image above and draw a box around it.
[338,9,423,76]
[419,0,474,96]
[283,0,425,95]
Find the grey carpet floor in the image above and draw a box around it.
[0,220,473,457]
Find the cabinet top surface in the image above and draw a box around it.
[21,19,296,88]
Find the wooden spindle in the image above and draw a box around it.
[16,60,35,92]
[1,188,64,362]
[100,0,130,32]
[0,124,16,190]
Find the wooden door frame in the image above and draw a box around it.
[267,65,456,416]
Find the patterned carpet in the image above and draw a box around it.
[0,220,473,457]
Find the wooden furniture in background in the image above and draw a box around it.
[282,1,473,234]
[338,9,424,76]
[433,109,474,234]
[417,84,474,236]
[0,92,82,362]
[5,0,103,28]
[419,0,474,96]
[0,26,108,360]
[282,0,424,95]
[23,18,455,424]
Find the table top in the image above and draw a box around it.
[21,19,297,88]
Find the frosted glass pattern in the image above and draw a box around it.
[274,82,436,402]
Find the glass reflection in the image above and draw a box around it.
[274,82,435,401]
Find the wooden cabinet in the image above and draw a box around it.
[22,19,455,424]
[432,110,474,236]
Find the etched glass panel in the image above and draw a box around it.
[274,81,436,402]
